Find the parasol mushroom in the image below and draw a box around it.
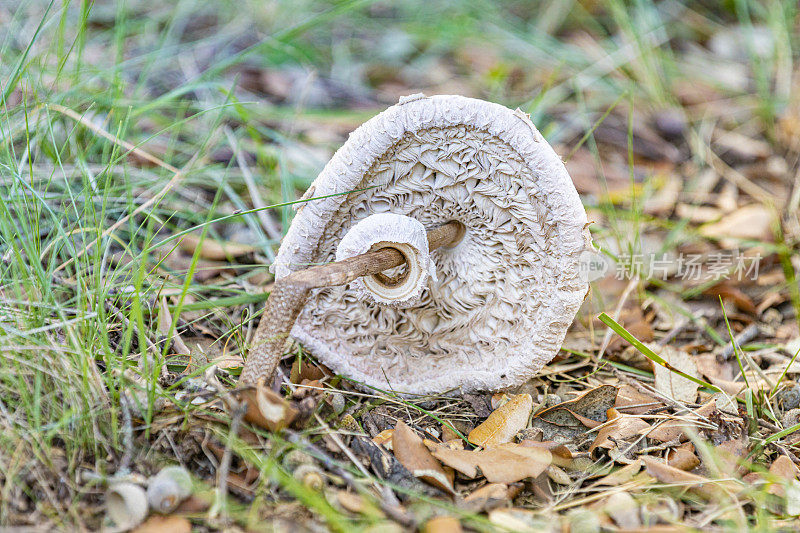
[239,93,591,401]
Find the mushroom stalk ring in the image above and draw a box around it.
[238,220,462,387]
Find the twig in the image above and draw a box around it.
[210,401,247,521]
[718,323,760,360]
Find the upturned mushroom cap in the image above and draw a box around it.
[273,94,591,394]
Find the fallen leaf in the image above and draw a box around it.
[421,516,462,533]
[532,385,618,442]
[643,419,694,443]
[590,409,651,453]
[641,456,738,499]
[644,174,681,216]
[179,232,257,260]
[651,344,700,403]
[133,516,191,533]
[615,384,664,415]
[667,442,700,471]
[488,508,548,532]
[468,393,532,448]
[241,382,298,431]
[393,421,453,493]
[431,442,551,483]
[592,460,643,487]
[768,455,800,497]
[699,204,774,243]
[604,491,641,530]
[372,429,394,449]
[462,483,514,512]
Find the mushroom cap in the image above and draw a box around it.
[273,94,591,394]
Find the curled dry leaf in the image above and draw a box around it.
[431,442,551,484]
[241,381,298,431]
[650,344,700,403]
[468,393,532,448]
[393,421,454,493]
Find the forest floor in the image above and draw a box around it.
[1,1,800,531]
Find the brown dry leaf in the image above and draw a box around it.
[592,460,643,487]
[133,515,192,533]
[676,203,723,223]
[468,393,532,448]
[488,508,548,532]
[532,385,618,442]
[644,419,694,443]
[667,442,700,471]
[518,440,573,468]
[695,354,734,382]
[431,442,551,483]
[372,429,394,449]
[615,384,664,415]
[768,455,800,497]
[703,282,756,315]
[604,491,641,530]
[290,358,330,383]
[590,409,651,453]
[641,456,738,499]
[179,232,256,260]
[644,174,681,216]
[462,483,515,513]
[421,516,463,533]
[393,421,453,493]
[699,204,774,243]
[713,436,751,476]
[650,344,700,403]
[337,490,367,514]
[241,382,298,431]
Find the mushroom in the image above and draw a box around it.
[106,482,148,530]
[146,465,193,514]
[240,94,591,401]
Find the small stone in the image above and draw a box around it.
[653,109,687,140]
[778,386,800,411]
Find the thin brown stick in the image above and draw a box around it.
[238,221,461,387]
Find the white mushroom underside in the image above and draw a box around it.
[273,95,591,394]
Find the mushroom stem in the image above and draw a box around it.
[238,221,461,388]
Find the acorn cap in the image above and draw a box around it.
[273,94,591,394]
